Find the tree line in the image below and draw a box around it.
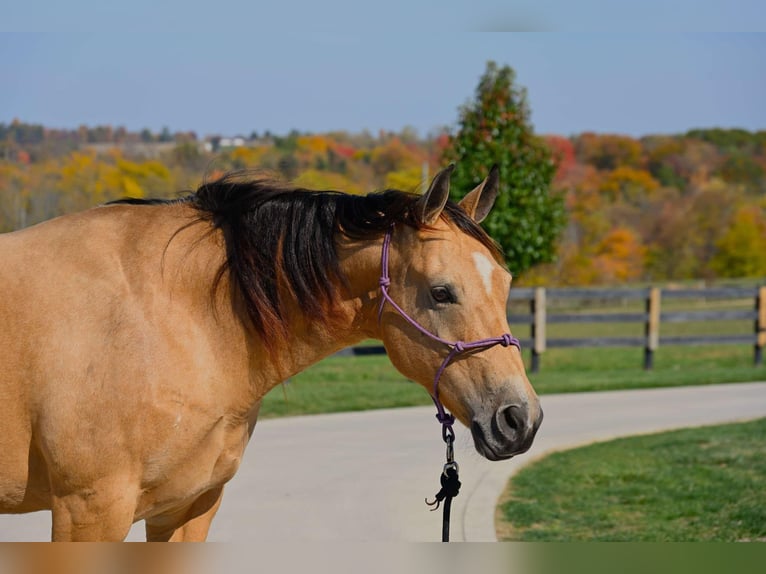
[2,63,765,285]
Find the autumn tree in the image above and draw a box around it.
[710,205,766,278]
[544,135,576,183]
[574,133,643,170]
[642,181,740,280]
[599,166,660,205]
[593,227,646,283]
[443,61,565,274]
[717,152,765,192]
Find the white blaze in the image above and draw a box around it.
[472,252,495,295]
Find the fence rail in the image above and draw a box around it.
[509,285,766,372]
[340,285,766,371]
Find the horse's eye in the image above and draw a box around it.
[430,286,454,304]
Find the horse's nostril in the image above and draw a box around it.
[500,404,523,435]
[474,404,539,460]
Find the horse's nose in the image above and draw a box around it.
[493,403,543,454]
[470,401,543,460]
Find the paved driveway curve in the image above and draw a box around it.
[2,381,765,542]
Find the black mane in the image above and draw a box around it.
[112,171,504,344]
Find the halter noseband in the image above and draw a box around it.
[376,225,521,442]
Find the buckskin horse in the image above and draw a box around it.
[0,165,542,541]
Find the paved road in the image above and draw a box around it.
[2,382,765,542]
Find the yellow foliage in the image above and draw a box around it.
[369,138,423,177]
[0,163,30,231]
[599,167,659,202]
[121,176,144,198]
[56,151,177,207]
[0,163,25,188]
[59,152,108,205]
[60,152,95,182]
[296,135,330,155]
[385,167,424,192]
[228,146,268,167]
[116,158,170,181]
[292,170,363,194]
[710,206,766,278]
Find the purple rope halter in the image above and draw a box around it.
[377,225,521,443]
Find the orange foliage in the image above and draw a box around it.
[544,135,576,183]
[593,227,646,282]
[575,133,644,170]
[297,135,330,155]
[4,121,766,285]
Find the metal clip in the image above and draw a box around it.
[445,437,454,464]
[442,460,459,478]
[442,423,455,444]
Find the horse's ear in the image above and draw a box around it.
[416,164,454,226]
[458,164,499,223]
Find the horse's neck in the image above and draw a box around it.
[181,226,384,399]
[260,237,383,381]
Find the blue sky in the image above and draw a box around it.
[2,5,765,138]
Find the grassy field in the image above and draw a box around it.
[496,418,766,541]
[259,344,766,418]
[259,292,765,417]
[260,354,430,417]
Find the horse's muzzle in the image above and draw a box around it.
[470,404,543,461]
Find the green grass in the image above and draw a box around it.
[259,344,766,418]
[260,354,432,418]
[526,345,765,394]
[258,294,765,417]
[497,418,766,541]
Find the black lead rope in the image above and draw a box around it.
[425,430,461,542]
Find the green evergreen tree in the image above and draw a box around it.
[443,61,565,274]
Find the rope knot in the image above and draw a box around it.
[500,334,515,348]
[379,277,390,288]
[435,412,455,426]
[425,465,461,511]
[453,341,466,353]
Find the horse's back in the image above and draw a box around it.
[0,204,170,365]
[0,204,198,512]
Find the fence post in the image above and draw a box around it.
[644,287,661,370]
[756,286,765,366]
[531,287,546,373]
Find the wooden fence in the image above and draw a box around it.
[341,285,766,372]
[508,285,766,372]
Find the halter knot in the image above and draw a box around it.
[379,277,390,288]
[500,334,515,347]
[453,341,466,353]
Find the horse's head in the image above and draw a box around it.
[379,166,542,460]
